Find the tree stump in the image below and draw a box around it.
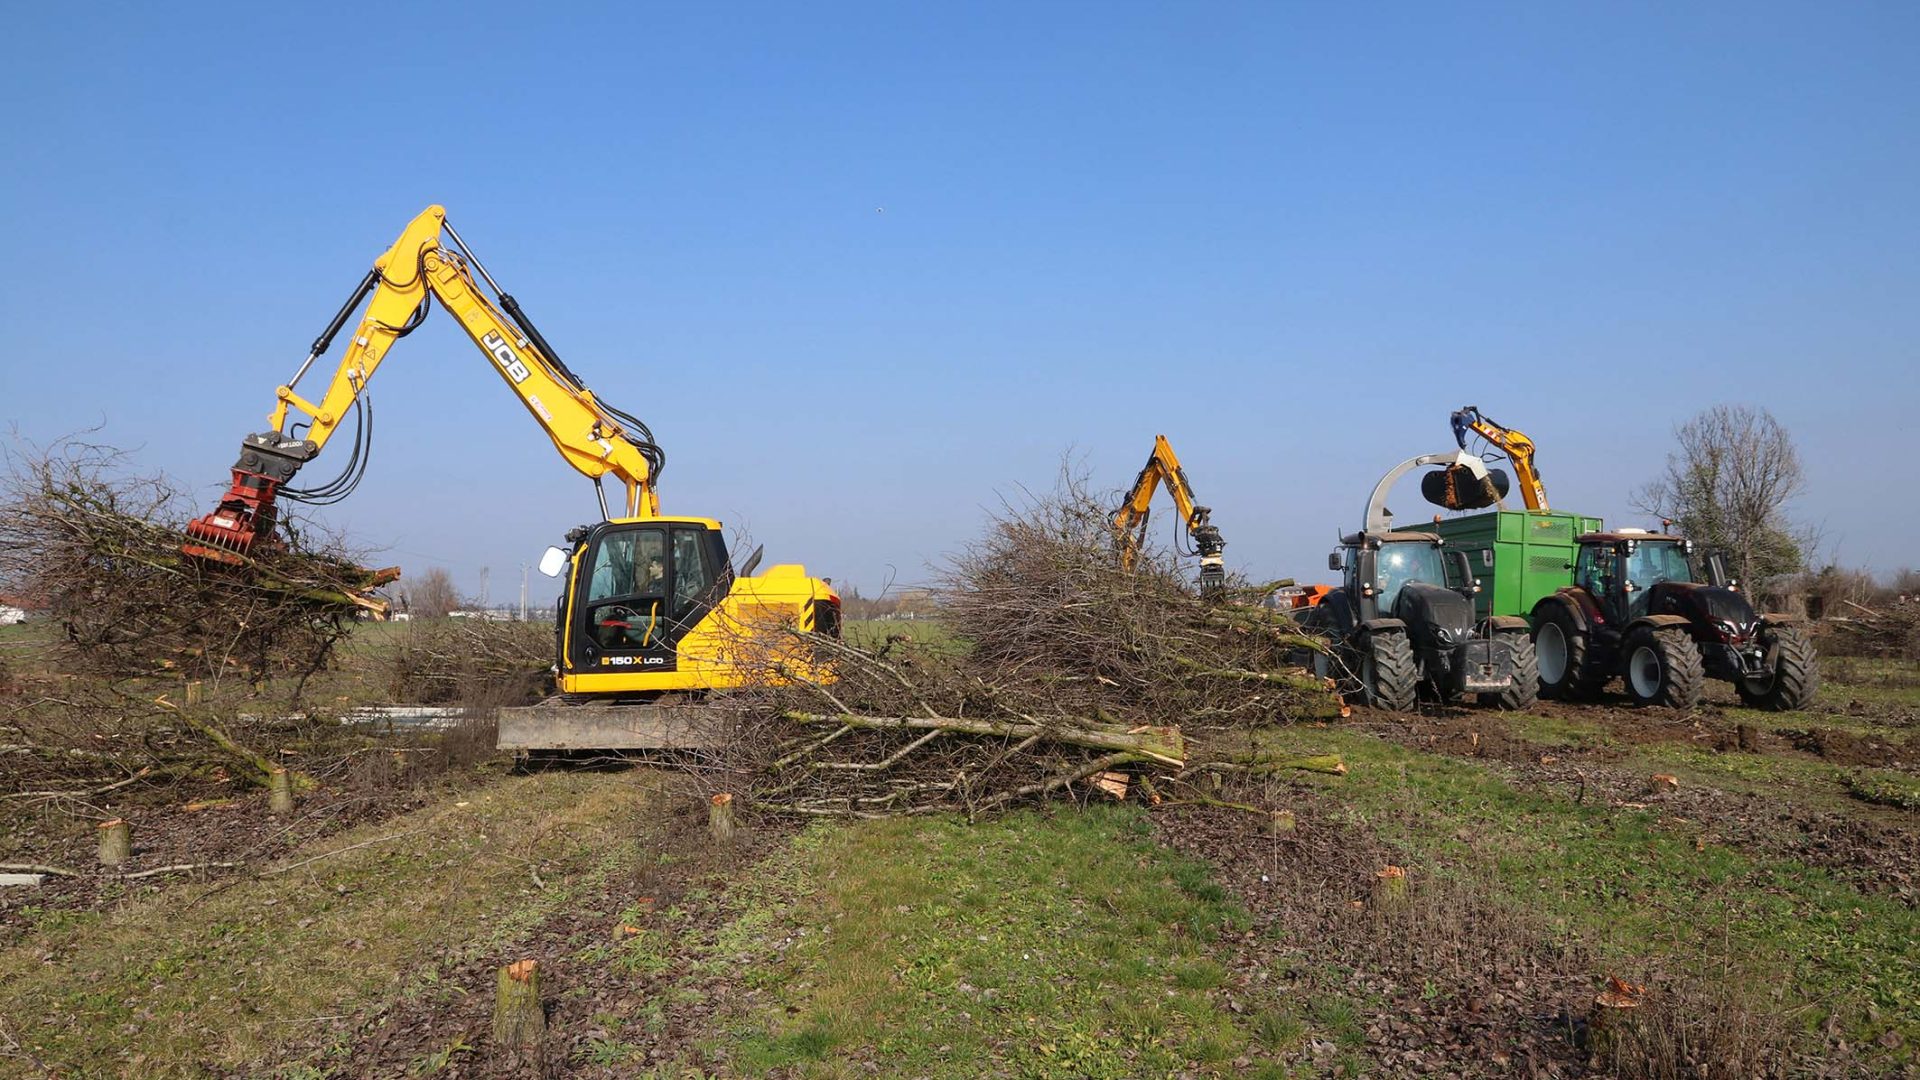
[1586,976,1645,1063]
[184,680,204,706]
[1270,809,1297,836]
[709,793,736,846]
[1736,723,1758,752]
[97,819,131,866]
[268,767,295,816]
[1372,865,1409,907]
[493,959,546,1048]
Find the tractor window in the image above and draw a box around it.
[670,527,714,621]
[1575,544,1613,599]
[585,527,668,603]
[1374,544,1445,610]
[1628,542,1695,590]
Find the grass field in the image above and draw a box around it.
[1,618,1915,1077]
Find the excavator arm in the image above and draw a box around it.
[187,206,663,557]
[1111,435,1227,594]
[1450,405,1548,512]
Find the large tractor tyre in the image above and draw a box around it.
[1359,632,1419,712]
[1735,626,1820,711]
[1489,630,1540,711]
[1622,626,1705,709]
[1532,606,1598,700]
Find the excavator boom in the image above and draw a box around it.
[1111,434,1227,594]
[187,205,662,557]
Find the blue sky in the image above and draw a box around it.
[3,3,1916,599]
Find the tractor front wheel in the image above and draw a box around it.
[1360,631,1419,712]
[1622,626,1704,709]
[1735,626,1820,711]
[1490,630,1539,711]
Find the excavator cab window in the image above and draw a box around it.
[583,527,669,649]
[670,526,716,622]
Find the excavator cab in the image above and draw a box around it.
[542,515,841,699]
[561,518,732,677]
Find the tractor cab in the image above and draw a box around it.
[1535,529,1812,709]
[1569,531,1750,636]
[1330,532,1468,625]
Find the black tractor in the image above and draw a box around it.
[1530,530,1818,710]
[1301,530,1538,711]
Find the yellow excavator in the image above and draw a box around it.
[1111,435,1228,595]
[1447,405,1548,511]
[186,206,838,748]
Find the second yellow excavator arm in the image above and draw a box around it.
[1450,406,1548,511]
[189,206,663,555]
[1111,435,1227,593]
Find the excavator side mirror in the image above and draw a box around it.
[1328,551,1344,572]
[537,546,568,578]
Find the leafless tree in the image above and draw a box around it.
[405,567,459,619]
[1633,405,1809,586]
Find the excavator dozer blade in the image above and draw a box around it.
[497,700,743,752]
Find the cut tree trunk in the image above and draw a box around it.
[1372,865,1409,907]
[779,711,1186,767]
[268,767,295,816]
[709,793,736,846]
[493,959,546,1048]
[97,819,131,866]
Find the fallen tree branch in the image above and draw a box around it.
[780,710,1185,767]
[0,765,154,802]
[0,863,79,877]
[1177,753,1347,779]
[123,861,242,880]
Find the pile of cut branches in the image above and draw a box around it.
[388,617,553,706]
[734,471,1343,818]
[0,439,391,683]
[1821,600,1920,660]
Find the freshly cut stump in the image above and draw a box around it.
[97,819,131,866]
[1372,865,1409,907]
[493,959,546,1048]
[1587,977,1645,1063]
[709,793,736,846]
[268,767,295,816]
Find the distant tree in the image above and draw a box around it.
[1633,405,1809,585]
[406,567,460,619]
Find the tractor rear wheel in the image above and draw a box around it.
[1490,630,1539,711]
[1735,625,1820,711]
[1360,631,1418,712]
[1622,626,1704,709]
[1533,606,1596,700]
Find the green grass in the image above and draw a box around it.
[0,772,654,1077]
[1248,724,1919,1051]
[718,807,1272,1079]
[840,617,961,653]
